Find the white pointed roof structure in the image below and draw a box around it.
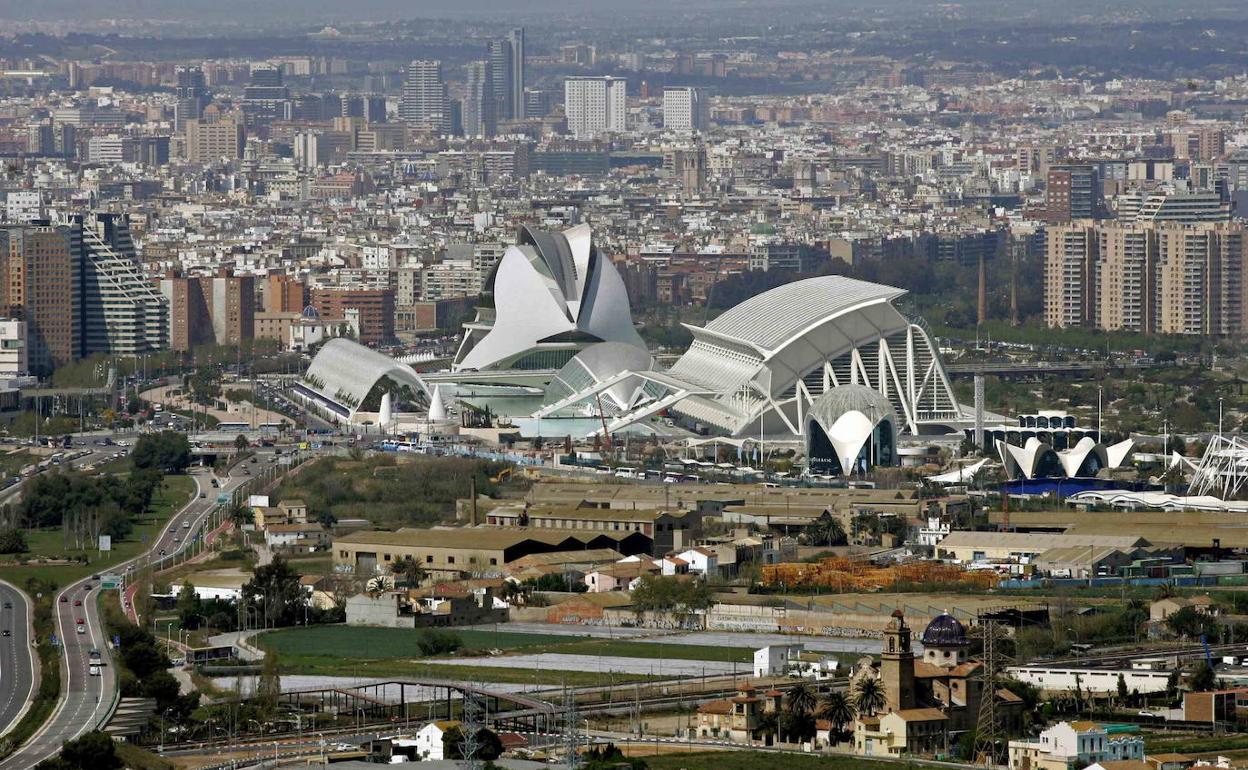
[428,384,447,421]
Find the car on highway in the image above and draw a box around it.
[73,599,81,606]
[3,601,10,609]
[2,629,9,637]
[183,520,191,528]
[76,624,86,634]
[89,665,100,676]
[59,596,68,603]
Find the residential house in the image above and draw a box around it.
[1007,721,1145,770]
[414,720,460,760]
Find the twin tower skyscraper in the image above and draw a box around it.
[401,28,525,138]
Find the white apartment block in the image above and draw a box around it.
[663,87,708,131]
[565,76,626,139]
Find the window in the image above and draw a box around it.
[425,555,433,564]
[384,554,391,561]
[489,558,497,566]
[448,556,455,564]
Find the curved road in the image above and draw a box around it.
[0,582,33,742]
[0,462,253,770]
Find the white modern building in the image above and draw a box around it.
[295,337,430,424]
[537,275,967,441]
[564,76,626,139]
[453,223,645,371]
[996,435,1135,479]
[805,384,898,475]
[663,86,708,131]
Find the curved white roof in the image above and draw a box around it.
[704,276,906,352]
[542,341,654,414]
[303,338,430,416]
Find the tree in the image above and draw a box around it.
[415,628,463,656]
[1166,606,1212,639]
[0,528,27,554]
[177,583,203,630]
[853,676,886,717]
[41,731,121,770]
[234,434,250,452]
[1116,672,1128,702]
[442,726,503,761]
[817,690,856,738]
[390,555,426,587]
[808,512,847,547]
[630,574,713,625]
[256,650,282,716]
[242,557,305,628]
[1189,660,1217,692]
[785,681,818,718]
[131,431,191,474]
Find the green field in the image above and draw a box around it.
[263,654,652,687]
[257,625,753,664]
[644,751,928,770]
[0,474,196,588]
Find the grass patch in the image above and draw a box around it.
[644,751,926,769]
[0,449,33,479]
[114,741,176,770]
[0,474,196,588]
[257,626,752,664]
[1143,734,1248,755]
[266,654,652,687]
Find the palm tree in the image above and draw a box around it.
[809,513,847,547]
[390,555,427,587]
[853,677,886,717]
[786,681,818,717]
[817,690,857,738]
[366,575,393,597]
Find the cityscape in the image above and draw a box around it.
[5,1,1248,769]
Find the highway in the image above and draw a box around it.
[0,582,33,742]
[0,454,253,770]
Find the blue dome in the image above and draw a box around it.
[920,613,967,647]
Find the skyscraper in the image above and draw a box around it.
[401,60,446,129]
[487,39,514,123]
[1045,164,1104,223]
[663,87,708,132]
[463,60,496,138]
[69,212,169,356]
[507,28,525,122]
[564,76,627,139]
[174,64,209,133]
[0,225,77,374]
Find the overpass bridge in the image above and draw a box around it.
[945,360,1157,378]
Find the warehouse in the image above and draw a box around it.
[333,526,653,579]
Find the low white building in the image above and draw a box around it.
[675,547,718,577]
[752,644,839,680]
[1007,721,1144,770]
[414,720,460,761]
[1007,664,1171,695]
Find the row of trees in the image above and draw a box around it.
[131,430,192,474]
[20,467,166,540]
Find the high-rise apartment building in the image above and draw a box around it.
[184,115,245,163]
[309,287,394,345]
[266,273,307,313]
[564,76,626,139]
[1044,223,1098,328]
[1045,164,1104,223]
[1047,221,1248,337]
[463,60,496,138]
[1095,224,1156,333]
[663,87,708,131]
[0,225,77,374]
[174,64,209,133]
[69,212,168,356]
[157,273,212,352]
[400,60,446,128]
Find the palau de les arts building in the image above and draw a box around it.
[295,223,1038,476]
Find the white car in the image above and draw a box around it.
[89,665,100,676]
[76,625,86,635]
